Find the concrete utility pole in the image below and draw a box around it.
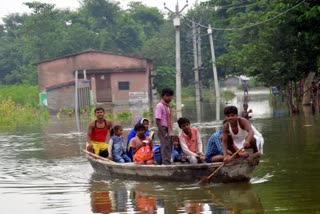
[192,21,201,122]
[197,26,203,101]
[208,24,220,98]
[164,0,188,119]
[208,24,220,120]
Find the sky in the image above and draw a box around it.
[0,0,204,21]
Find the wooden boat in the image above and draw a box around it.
[83,150,261,183]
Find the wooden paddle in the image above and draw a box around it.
[198,147,244,185]
[81,149,115,163]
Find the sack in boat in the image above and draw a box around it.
[134,145,154,161]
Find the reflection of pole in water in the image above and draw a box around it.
[216,97,220,121]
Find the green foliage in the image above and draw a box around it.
[0,85,39,106]
[220,90,236,102]
[181,86,195,100]
[153,66,176,94]
[105,112,113,120]
[203,0,320,88]
[0,85,50,126]
[116,111,132,122]
[142,110,153,120]
[0,97,49,126]
[0,0,319,95]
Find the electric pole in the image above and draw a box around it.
[208,24,220,120]
[164,0,188,119]
[197,26,203,101]
[192,21,201,122]
[208,24,220,98]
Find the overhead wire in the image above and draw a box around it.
[183,0,306,31]
[201,0,248,9]
[202,0,264,10]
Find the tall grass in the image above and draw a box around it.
[0,85,49,126]
[0,85,39,106]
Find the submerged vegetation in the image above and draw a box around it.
[0,85,50,127]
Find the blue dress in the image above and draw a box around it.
[111,135,131,163]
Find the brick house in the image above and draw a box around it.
[37,50,154,112]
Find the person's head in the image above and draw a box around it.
[161,87,174,104]
[135,123,146,138]
[172,135,180,147]
[94,106,105,119]
[224,106,238,123]
[140,118,149,130]
[110,125,123,136]
[177,117,191,134]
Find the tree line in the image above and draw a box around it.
[0,0,319,101]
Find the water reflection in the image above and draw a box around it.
[89,175,264,213]
[2,89,320,213]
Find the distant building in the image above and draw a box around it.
[224,75,250,90]
[37,50,154,113]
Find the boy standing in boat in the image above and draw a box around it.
[177,117,205,164]
[155,88,174,165]
[222,106,262,161]
[86,107,112,157]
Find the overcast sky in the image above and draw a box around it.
[0,0,203,21]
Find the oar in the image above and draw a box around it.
[81,149,115,163]
[198,147,244,185]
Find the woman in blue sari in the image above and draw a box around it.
[126,118,154,159]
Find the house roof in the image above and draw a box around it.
[36,49,152,65]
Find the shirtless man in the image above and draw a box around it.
[222,106,262,162]
[86,107,112,157]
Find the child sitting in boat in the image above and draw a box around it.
[129,124,155,165]
[108,125,131,163]
[126,118,155,160]
[172,135,188,163]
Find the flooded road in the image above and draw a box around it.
[1,90,320,213]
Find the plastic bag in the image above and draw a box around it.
[134,145,153,161]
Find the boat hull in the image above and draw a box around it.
[85,153,261,183]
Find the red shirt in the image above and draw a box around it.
[91,120,108,142]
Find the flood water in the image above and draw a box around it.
[1,89,320,213]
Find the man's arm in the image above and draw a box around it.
[108,138,113,159]
[196,128,203,155]
[156,118,166,137]
[86,122,94,152]
[239,118,254,148]
[106,120,112,138]
[87,122,94,142]
[179,135,197,157]
[221,124,229,156]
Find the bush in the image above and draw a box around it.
[0,85,50,127]
[0,85,39,106]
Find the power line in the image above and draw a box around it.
[201,0,248,9]
[183,0,305,31]
[203,0,265,10]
